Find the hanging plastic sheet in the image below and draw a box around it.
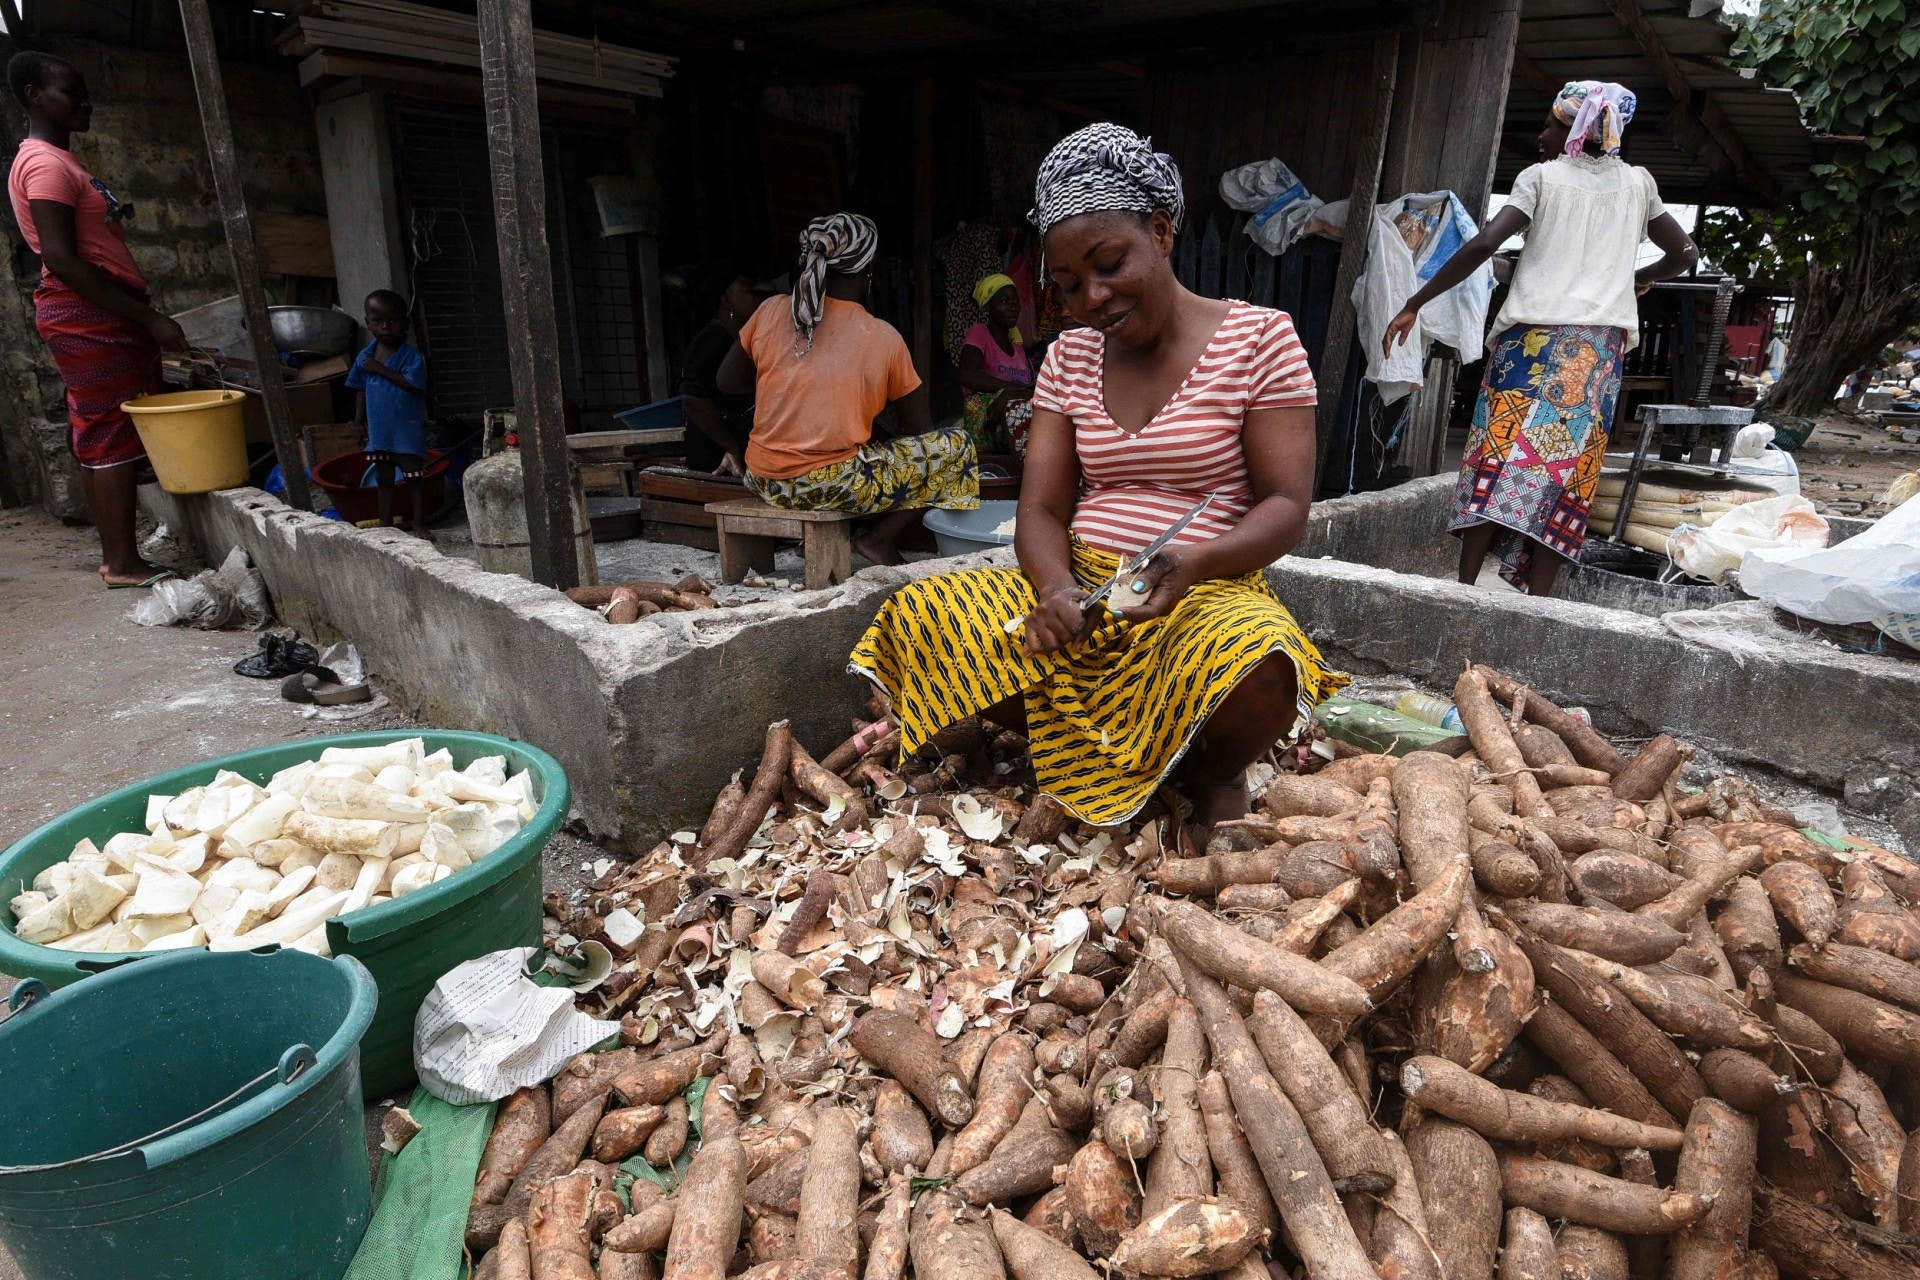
[1219,159,1325,256]
[1353,190,1495,404]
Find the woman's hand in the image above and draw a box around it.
[1020,583,1095,656]
[147,314,188,355]
[1381,306,1418,359]
[1113,549,1199,624]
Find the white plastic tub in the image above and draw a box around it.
[924,501,1018,557]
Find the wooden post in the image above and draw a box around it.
[912,76,934,377]
[177,0,312,512]
[1314,31,1400,489]
[477,0,578,588]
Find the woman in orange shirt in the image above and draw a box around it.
[7,52,187,587]
[718,213,978,566]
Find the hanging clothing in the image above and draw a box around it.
[848,538,1347,826]
[745,425,979,517]
[1494,155,1667,352]
[1354,191,1494,404]
[33,280,162,469]
[1452,322,1627,587]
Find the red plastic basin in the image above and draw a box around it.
[312,449,450,524]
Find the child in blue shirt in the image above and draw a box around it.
[347,289,429,533]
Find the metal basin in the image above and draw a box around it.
[268,306,359,358]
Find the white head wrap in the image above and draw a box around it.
[791,212,879,355]
[1029,123,1185,239]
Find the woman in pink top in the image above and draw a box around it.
[957,272,1034,454]
[7,52,186,587]
[852,124,1347,833]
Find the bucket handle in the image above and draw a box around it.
[6,979,49,1016]
[0,1042,315,1175]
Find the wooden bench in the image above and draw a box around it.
[705,498,855,590]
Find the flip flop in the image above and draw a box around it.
[280,669,371,706]
[105,569,178,590]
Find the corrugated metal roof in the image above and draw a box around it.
[1497,0,1811,205]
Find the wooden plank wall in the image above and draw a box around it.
[1381,0,1522,220]
[1142,40,1376,225]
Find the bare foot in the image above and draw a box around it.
[853,533,905,566]
[99,560,168,587]
[1190,773,1252,831]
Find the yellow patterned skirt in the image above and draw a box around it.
[746,425,980,516]
[848,540,1349,826]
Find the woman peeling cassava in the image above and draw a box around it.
[850,124,1347,837]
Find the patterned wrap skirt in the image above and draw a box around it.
[849,539,1349,826]
[34,279,164,469]
[1452,322,1627,586]
[746,425,980,517]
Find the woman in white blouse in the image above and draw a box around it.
[1385,81,1698,597]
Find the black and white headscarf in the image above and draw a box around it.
[791,211,879,355]
[1029,122,1186,238]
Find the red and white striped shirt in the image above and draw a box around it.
[1031,301,1317,556]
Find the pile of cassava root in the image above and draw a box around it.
[463,663,1920,1280]
[566,576,722,623]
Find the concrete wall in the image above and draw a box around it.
[0,40,324,515]
[1294,474,1457,577]
[144,484,967,849]
[1270,554,1920,804]
[147,480,1918,849]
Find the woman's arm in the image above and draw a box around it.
[1381,204,1532,357]
[1635,212,1699,295]
[1013,407,1091,655]
[682,393,745,468]
[1116,405,1316,623]
[886,383,932,436]
[29,199,186,352]
[715,339,755,397]
[957,344,1030,395]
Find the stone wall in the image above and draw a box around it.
[0,39,323,515]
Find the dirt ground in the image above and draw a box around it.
[1788,410,1920,518]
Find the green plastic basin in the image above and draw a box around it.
[0,948,377,1279]
[0,729,569,1098]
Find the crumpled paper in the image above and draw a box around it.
[414,947,620,1106]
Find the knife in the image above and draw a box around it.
[1001,493,1216,634]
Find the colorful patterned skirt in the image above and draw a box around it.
[747,425,980,517]
[849,538,1349,826]
[34,279,164,469]
[1452,323,1628,585]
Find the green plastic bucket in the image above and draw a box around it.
[0,948,376,1280]
[0,730,569,1098]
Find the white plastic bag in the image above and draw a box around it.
[1669,494,1828,585]
[1353,191,1494,404]
[1740,494,1920,639]
[1219,158,1324,256]
[129,546,272,629]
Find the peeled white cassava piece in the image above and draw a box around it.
[10,742,532,955]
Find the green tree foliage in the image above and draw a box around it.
[1696,0,1920,415]
[1733,0,1920,221]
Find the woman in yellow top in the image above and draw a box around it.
[718,212,978,566]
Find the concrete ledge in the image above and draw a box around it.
[1268,555,1920,797]
[1296,475,1456,577]
[144,485,1006,849]
[146,483,1916,843]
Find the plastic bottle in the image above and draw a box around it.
[1395,692,1464,733]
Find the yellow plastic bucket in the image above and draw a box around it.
[123,390,250,494]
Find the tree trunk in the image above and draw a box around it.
[1767,212,1920,419]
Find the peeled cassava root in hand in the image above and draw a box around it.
[456,665,1920,1280]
